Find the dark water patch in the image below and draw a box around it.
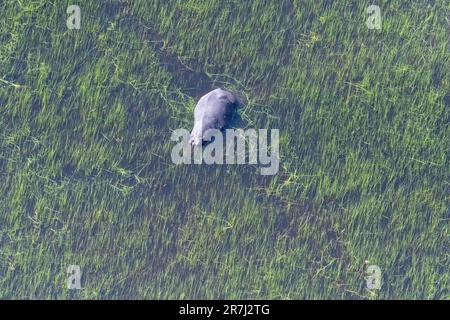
[444,94,450,109]
[432,61,443,89]
[117,17,214,99]
[104,3,251,102]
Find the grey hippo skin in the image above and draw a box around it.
[189,88,239,146]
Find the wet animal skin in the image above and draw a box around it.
[189,88,240,146]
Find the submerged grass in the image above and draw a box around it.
[0,0,449,299]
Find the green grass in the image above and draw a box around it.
[0,0,449,299]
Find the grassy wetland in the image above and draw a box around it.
[0,0,449,299]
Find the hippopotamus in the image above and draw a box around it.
[189,88,240,146]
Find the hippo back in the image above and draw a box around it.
[190,88,239,145]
